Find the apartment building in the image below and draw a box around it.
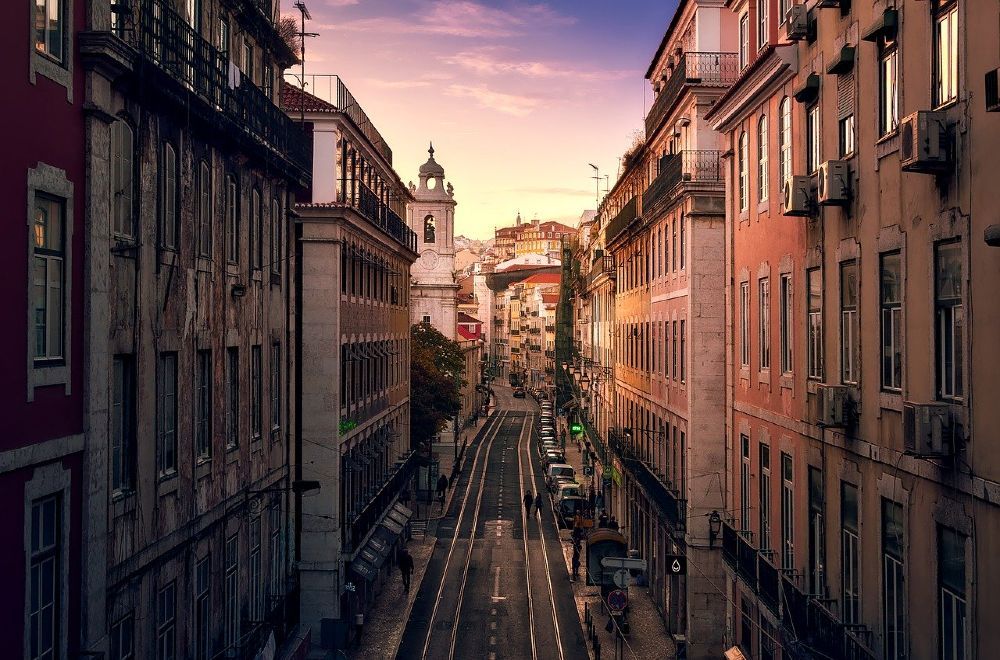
[2,0,88,657]
[282,79,418,651]
[708,0,1000,657]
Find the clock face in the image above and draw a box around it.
[421,250,439,270]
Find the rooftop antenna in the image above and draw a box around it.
[293,1,319,125]
[588,163,600,208]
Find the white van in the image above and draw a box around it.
[545,464,575,491]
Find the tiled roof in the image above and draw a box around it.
[542,293,560,304]
[522,273,561,285]
[280,82,337,113]
[458,311,482,324]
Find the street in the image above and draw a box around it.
[396,390,588,660]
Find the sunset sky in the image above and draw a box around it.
[285,0,678,239]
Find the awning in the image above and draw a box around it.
[793,73,820,104]
[826,45,855,75]
[350,557,378,582]
[861,8,898,42]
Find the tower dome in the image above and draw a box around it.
[419,143,445,177]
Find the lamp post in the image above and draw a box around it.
[708,510,722,547]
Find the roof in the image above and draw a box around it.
[645,0,692,79]
[522,273,561,285]
[542,293,560,304]
[280,82,337,113]
[458,311,482,324]
[535,221,576,233]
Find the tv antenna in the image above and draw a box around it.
[293,1,319,124]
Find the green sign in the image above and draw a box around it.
[570,423,583,434]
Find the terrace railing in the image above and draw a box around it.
[645,52,739,137]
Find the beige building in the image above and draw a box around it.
[707,0,1000,657]
[283,80,418,651]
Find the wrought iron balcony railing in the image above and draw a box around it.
[604,196,638,245]
[122,0,311,181]
[643,150,723,218]
[356,182,417,252]
[645,52,739,137]
[607,428,686,534]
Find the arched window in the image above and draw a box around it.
[758,115,769,202]
[779,97,792,187]
[424,215,436,243]
[111,118,135,238]
[739,131,749,212]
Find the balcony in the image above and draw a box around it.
[645,52,739,137]
[605,196,638,245]
[111,0,312,184]
[608,429,686,534]
[586,253,616,288]
[345,450,417,554]
[643,150,723,218]
[357,182,418,253]
[544,325,555,332]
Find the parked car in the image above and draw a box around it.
[539,441,559,456]
[546,464,576,491]
[557,496,587,527]
[555,482,582,500]
[513,387,526,398]
[543,450,566,467]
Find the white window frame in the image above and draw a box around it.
[110,614,134,660]
[840,261,859,384]
[157,352,178,477]
[879,39,899,136]
[250,517,262,621]
[270,501,283,598]
[195,556,211,660]
[30,0,73,100]
[780,273,792,374]
[224,535,239,649]
[935,240,964,400]
[112,355,135,495]
[111,119,135,239]
[739,13,750,69]
[757,116,768,202]
[195,350,212,460]
[156,581,176,660]
[271,197,282,275]
[739,131,749,212]
[779,97,792,187]
[740,434,751,531]
[882,499,906,660]
[32,195,65,365]
[759,442,771,551]
[759,277,771,370]
[226,347,239,449]
[933,1,959,107]
[271,342,281,434]
[807,267,823,379]
[160,142,178,249]
[780,452,794,569]
[226,176,239,265]
[757,0,769,50]
[880,252,903,391]
[806,103,821,174]
[740,281,751,367]
[841,482,861,625]
[197,160,212,258]
[251,345,262,440]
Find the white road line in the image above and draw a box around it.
[516,416,539,660]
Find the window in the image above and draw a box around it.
[219,16,230,57]
[879,37,899,136]
[197,161,212,257]
[680,320,686,382]
[881,252,903,391]
[111,119,135,238]
[422,314,431,325]
[738,131,749,212]
[758,277,770,370]
[226,176,238,264]
[195,350,212,460]
[935,241,963,399]
[195,556,211,660]
[33,195,65,362]
[251,188,262,269]
[882,499,906,660]
[807,268,823,379]
[806,103,821,174]
[110,615,134,660]
[672,218,678,271]
[224,535,239,648]
[160,143,178,249]
[679,215,685,270]
[934,1,959,106]
[839,114,856,158]
[757,0,768,49]
[739,13,750,69]
[271,343,281,433]
[250,517,262,621]
[672,321,678,379]
[840,261,859,384]
[740,434,751,531]
[759,443,771,551]
[424,215,436,243]
[156,582,176,660]
[779,0,791,23]
[270,501,283,597]
[271,197,282,275]
[779,97,792,186]
[34,0,64,62]
[740,281,750,367]
[226,348,239,448]
[808,466,825,594]
[841,482,860,625]
[757,116,768,202]
[28,494,61,660]
[780,452,793,569]
[780,274,792,373]
[243,38,254,82]
[112,355,135,494]
[939,526,967,660]
[251,345,262,439]
[157,353,177,476]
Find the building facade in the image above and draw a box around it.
[78,1,311,658]
[282,80,418,651]
[3,0,88,657]
[709,0,1000,657]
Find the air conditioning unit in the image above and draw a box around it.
[817,160,850,205]
[817,384,851,427]
[903,402,952,456]
[783,4,809,41]
[783,176,812,216]
[899,111,951,173]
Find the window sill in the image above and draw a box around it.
[196,257,213,273]
[779,373,794,390]
[757,369,771,386]
[806,378,822,394]
[158,473,179,496]
[195,458,212,481]
[270,272,281,286]
[110,489,137,516]
[757,200,769,215]
[879,391,903,412]
[875,131,899,160]
[31,50,73,103]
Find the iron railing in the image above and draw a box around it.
[643,150,723,217]
[355,182,417,252]
[287,74,393,163]
[345,450,416,553]
[126,0,311,180]
[646,52,739,137]
[608,428,686,534]
[605,196,638,245]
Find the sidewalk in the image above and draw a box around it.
[556,420,676,660]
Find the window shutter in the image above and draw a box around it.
[838,72,855,119]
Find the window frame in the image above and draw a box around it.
[271,197,282,276]
[111,355,136,495]
[759,442,771,551]
[195,556,211,660]
[195,350,212,460]
[935,240,964,400]
[156,581,176,660]
[738,131,749,212]
[739,281,751,368]
[271,342,281,435]
[779,97,792,187]
[111,119,136,240]
[779,273,793,374]
[757,0,769,50]
[224,534,239,649]
[806,103,821,174]
[226,347,239,449]
[882,498,906,660]
[757,116,768,202]
[110,614,134,660]
[780,452,794,569]
[251,345,262,440]
[933,0,959,107]
[197,160,212,258]
[758,276,771,370]
[27,493,62,660]
[225,175,239,265]
[841,482,861,625]
[880,251,903,391]
[739,13,750,69]
[740,434,751,531]
[32,194,66,366]
[807,267,823,380]
[938,525,967,660]
[31,0,74,100]
[840,261,859,385]
[157,352,178,477]
[879,36,900,136]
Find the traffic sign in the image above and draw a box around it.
[607,589,628,614]
[345,582,356,592]
[583,465,593,476]
[665,554,687,575]
[601,556,648,572]
[613,569,631,589]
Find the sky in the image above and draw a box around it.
[284,0,678,239]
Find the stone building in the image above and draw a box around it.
[78,0,310,658]
[281,79,418,651]
[2,0,88,657]
[707,0,1000,656]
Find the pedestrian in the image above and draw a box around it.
[436,473,449,499]
[608,515,619,532]
[535,492,544,515]
[598,512,609,528]
[353,611,364,648]
[398,547,414,593]
[572,524,585,546]
[571,545,581,581]
[523,490,533,515]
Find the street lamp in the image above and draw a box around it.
[580,375,591,392]
[708,510,722,547]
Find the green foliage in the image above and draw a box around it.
[339,418,358,435]
[410,323,465,445]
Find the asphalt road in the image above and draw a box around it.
[396,390,587,660]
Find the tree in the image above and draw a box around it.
[410,324,465,449]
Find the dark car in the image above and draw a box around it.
[513,387,526,398]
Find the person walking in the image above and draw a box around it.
[608,515,620,532]
[523,490,533,516]
[398,546,414,593]
[436,473,449,499]
[534,492,544,515]
[571,544,581,581]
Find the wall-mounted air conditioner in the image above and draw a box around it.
[899,111,951,174]
[783,5,810,41]
[817,160,850,205]
[903,402,953,457]
[783,176,812,217]
[817,384,851,427]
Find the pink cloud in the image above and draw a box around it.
[442,48,631,81]
[332,1,574,39]
[444,84,539,116]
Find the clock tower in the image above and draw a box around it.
[408,144,459,339]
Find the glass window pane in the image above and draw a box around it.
[936,242,962,299]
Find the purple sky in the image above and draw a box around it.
[286,0,678,239]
